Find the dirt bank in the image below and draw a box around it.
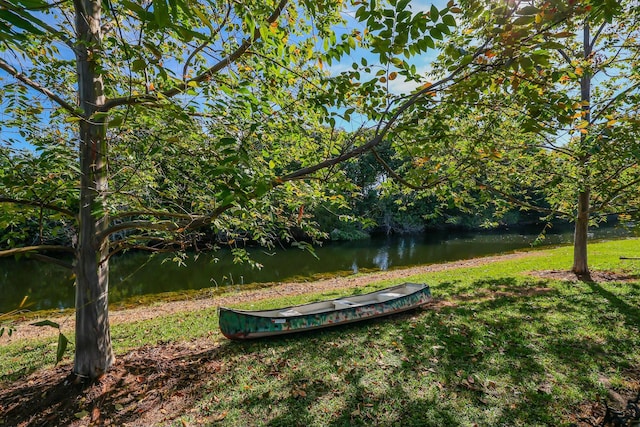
[1,251,543,344]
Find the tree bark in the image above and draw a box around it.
[572,22,592,276]
[73,0,114,378]
[572,189,590,274]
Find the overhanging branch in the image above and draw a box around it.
[0,197,75,218]
[98,204,234,242]
[27,253,74,269]
[101,0,289,111]
[479,181,571,219]
[0,58,79,116]
[0,245,74,258]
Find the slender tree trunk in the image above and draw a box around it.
[572,189,590,274]
[572,22,592,276]
[73,0,114,378]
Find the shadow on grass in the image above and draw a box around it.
[584,280,640,327]
[1,275,639,426]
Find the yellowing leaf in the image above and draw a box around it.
[575,67,583,76]
[607,119,617,127]
[576,120,589,129]
[74,410,89,419]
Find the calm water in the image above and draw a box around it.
[0,225,635,313]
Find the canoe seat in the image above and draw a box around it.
[376,292,404,302]
[333,300,360,309]
[279,309,302,316]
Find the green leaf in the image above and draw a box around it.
[153,0,169,26]
[74,410,89,420]
[442,14,456,27]
[108,116,124,128]
[31,319,60,329]
[518,6,540,15]
[512,15,535,25]
[131,58,147,71]
[430,4,439,22]
[56,333,69,365]
[0,10,45,35]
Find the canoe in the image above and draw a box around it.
[218,282,431,340]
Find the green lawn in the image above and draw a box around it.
[2,238,640,426]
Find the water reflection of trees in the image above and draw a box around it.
[2,227,633,312]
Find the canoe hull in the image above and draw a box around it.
[218,283,431,340]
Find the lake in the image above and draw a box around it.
[0,225,635,313]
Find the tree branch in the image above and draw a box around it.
[593,175,640,212]
[370,147,446,191]
[591,80,640,123]
[99,204,234,242]
[101,0,289,111]
[0,245,74,258]
[27,253,74,269]
[0,197,75,217]
[589,22,607,52]
[0,58,79,115]
[479,181,571,219]
[182,2,232,81]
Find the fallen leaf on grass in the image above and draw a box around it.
[210,411,227,422]
[292,388,307,398]
[91,407,100,422]
[74,410,89,419]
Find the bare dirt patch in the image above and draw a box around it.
[530,270,640,283]
[0,338,226,426]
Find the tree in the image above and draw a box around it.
[396,0,639,275]
[0,0,467,379]
[0,0,349,379]
[495,0,639,275]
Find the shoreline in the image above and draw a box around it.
[1,250,543,344]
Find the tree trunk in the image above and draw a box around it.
[572,22,592,276]
[74,0,114,378]
[572,189,590,275]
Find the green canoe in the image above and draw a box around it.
[218,282,431,340]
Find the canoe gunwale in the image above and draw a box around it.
[218,282,427,319]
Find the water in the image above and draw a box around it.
[0,225,635,313]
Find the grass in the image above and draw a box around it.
[2,238,640,426]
